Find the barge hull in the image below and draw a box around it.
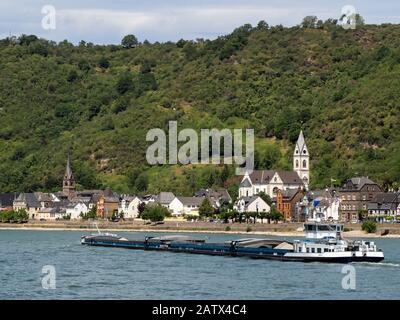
[81,238,384,263]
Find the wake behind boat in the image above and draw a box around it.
[80,223,384,263]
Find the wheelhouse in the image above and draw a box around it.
[304,223,344,239]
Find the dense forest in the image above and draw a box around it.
[0,17,399,197]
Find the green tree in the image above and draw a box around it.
[362,220,377,233]
[269,207,283,224]
[141,204,169,222]
[121,34,139,48]
[137,202,146,217]
[134,173,148,192]
[98,57,110,69]
[256,20,269,30]
[116,72,134,94]
[302,16,318,28]
[258,192,272,206]
[199,198,214,217]
[81,205,97,220]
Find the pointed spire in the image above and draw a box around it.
[295,130,306,152]
[65,152,73,179]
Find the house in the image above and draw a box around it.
[141,194,158,204]
[367,193,400,221]
[0,193,16,211]
[307,189,340,222]
[169,197,204,216]
[294,194,309,222]
[234,196,270,214]
[275,188,304,221]
[339,177,382,222]
[194,188,232,207]
[13,193,41,219]
[238,131,309,199]
[118,195,143,219]
[38,207,67,220]
[66,201,89,220]
[156,192,176,208]
[34,192,55,208]
[96,189,120,219]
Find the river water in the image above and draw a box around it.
[0,230,399,299]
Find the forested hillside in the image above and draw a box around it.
[0,19,399,195]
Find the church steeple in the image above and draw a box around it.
[293,130,310,189]
[63,152,76,199]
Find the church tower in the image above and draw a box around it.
[63,153,76,199]
[293,130,310,189]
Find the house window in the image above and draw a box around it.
[302,160,307,168]
[352,195,356,201]
[295,160,299,168]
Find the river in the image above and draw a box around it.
[0,230,399,299]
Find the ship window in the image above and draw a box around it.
[324,248,328,252]
[311,248,315,253]
[306,248,310,253]
[317,248,322,253]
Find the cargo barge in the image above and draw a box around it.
[81,223,384,263]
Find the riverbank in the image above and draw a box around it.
[1,220,400,238]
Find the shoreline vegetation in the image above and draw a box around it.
[1,220,400,238]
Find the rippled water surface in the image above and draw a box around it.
[0,230,399,299]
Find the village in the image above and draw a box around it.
[0,132,399,225]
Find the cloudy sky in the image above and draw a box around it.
[1,0,399,44]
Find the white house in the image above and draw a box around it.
[37,207,67,220]
[308,190,340,221]
[169,197,204,216]
[118,196,143,219]
[66,201,89,220]
[234,196,270,214]
[156,192,176,208]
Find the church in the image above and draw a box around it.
[62,153,76,200]
[239,131,310,199]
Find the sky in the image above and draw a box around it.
[1,0,400,44]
